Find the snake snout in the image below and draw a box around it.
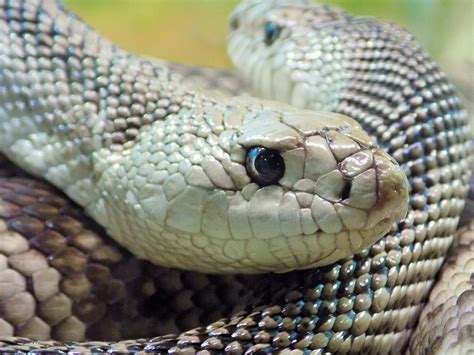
[365,149,409,230]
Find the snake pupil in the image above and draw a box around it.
[264,22,281,45]
[246,146,285,186]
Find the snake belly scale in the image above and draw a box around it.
[0,0,472,353]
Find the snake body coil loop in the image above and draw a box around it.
[0,0,471,353]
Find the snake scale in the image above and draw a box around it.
[0,0,472,353]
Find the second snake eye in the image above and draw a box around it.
[229,15,239,30]
[264,22,282,45]
[246,146,285,186]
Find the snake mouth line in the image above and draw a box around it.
[198,216,396,274]
[267,216,395,273]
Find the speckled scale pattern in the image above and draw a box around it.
[228,1,472,352]
[407,221,474,354]
[0,1,472,354]
[328,23,472,353]
[0,152,470,354]
[0,0,196,149]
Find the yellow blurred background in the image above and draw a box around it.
[63,0,472,70]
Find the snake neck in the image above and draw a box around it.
[0,1,225,209]
[0,1,115,201]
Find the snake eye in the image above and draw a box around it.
[264,22,281,45]
[229,15,239,30]
[246,146,285,186]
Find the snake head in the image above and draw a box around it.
[228,0,357,111]
[224,107,409,272]
[94,100,408,274]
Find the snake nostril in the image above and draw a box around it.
[341,180,351,200]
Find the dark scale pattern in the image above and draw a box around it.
[319,16,472,353]
[0,1,472,355]
[407,221,474,354]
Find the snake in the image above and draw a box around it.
[0,0,472,353]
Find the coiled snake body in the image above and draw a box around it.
[0,0,472,353]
